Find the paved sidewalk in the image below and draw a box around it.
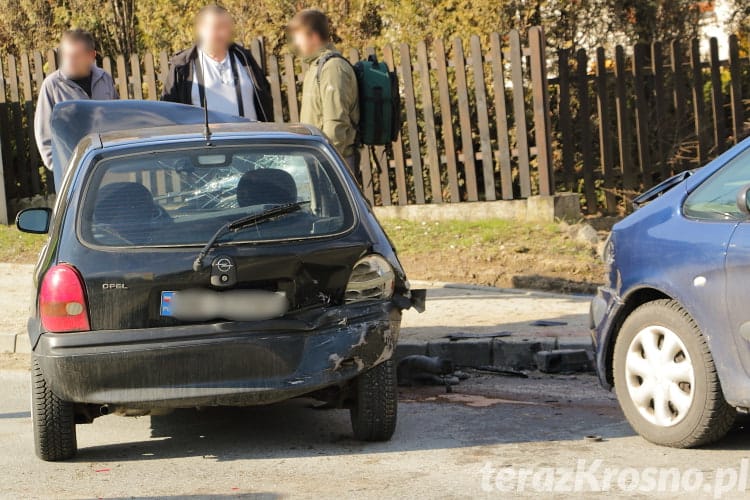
[0,264,593,369]
[402,282,589,341]
[399,282,592,370]
[0,264,33,353]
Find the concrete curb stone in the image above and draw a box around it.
[395,335,594,372]
[492,337,557,370]
[427,338,492,367]
[14,334,30,354]
[394,340,428,359]
[535,349,593,373]
[0,333,16,354]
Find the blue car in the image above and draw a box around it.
[591,137,750,448]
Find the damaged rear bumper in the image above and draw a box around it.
[34,301,401,407]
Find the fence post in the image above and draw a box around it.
[557,49,574,192]
[399,42,426,204]
[577,49,596,212]
[632,43,651,186]
[728,35,744,145]
[382,44,409,205]
[651,42,670,181]
[690,39,708,166]
[508,30,531,198]
[614,46,636,193]
[250,37,265,75]
[0,55,11,222]
[595,47,616,212]
[708,37,727,154]
[0,129,7,224]
[453,37,479,201]
[528,27,554,196]
[417,41,442,203]
[490,32,513,200]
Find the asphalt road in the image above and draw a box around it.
[2,365,750,499]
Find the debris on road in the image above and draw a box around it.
[535,349,593,373]
[472,366,528,378]
[529,319,568,327]
[445,332,511,341]
[434,393,545,408]
[397,355,454,386]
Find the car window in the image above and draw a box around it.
[79,144,354,247]
[684,148,750,221]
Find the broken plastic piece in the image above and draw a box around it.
[530,320,567,327]
[397,355,454,386]
[446,332,511,341]
[409,289,427,313]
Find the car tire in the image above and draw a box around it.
[350,359,397,442]
[613,299,735,448]
[32,359,77,461]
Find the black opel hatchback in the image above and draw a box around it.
[16,101,423,461]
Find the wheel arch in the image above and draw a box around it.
[603,286,672,386]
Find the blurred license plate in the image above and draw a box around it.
[160,289,288,321]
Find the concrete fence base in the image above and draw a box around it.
[373,194,581,223]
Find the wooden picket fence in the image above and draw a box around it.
[554,35,750,213]
[2,27,750,222]
[0,28,555,222]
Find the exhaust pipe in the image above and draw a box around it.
[99,405,110,416]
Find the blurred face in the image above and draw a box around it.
[292,29,323,58]
[59,38,95,78]
[197,11,234,56]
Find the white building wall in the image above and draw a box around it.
[700,0,734,59]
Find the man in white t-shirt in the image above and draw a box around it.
[162,4,273,121]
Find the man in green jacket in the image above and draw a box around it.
[289,9,360,179]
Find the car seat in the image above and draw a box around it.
[93,182,167,244]
[236,169,298,207]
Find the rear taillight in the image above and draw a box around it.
[39,264,90,333]
[345,255,395,303]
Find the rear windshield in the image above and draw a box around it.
[79,143,354,247]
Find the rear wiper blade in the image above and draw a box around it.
[192,201,309,272]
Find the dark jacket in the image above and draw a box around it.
[161,43,273,122]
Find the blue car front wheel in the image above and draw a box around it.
[613,299,735,448]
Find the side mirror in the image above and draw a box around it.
[16,208,52,234]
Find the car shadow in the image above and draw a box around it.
[64,387,750,463]
[73,384,635,463]
[699,414,750,450]
[70,389,750,463]
[105,495,279,500]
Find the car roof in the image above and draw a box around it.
[50,100,324,170]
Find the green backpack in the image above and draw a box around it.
[317,53,401,146]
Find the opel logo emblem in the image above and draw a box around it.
[215,257,234,273]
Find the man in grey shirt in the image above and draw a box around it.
[34,29,118,188]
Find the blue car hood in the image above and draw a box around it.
[617,135,750,231]
[50,100,249,171]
